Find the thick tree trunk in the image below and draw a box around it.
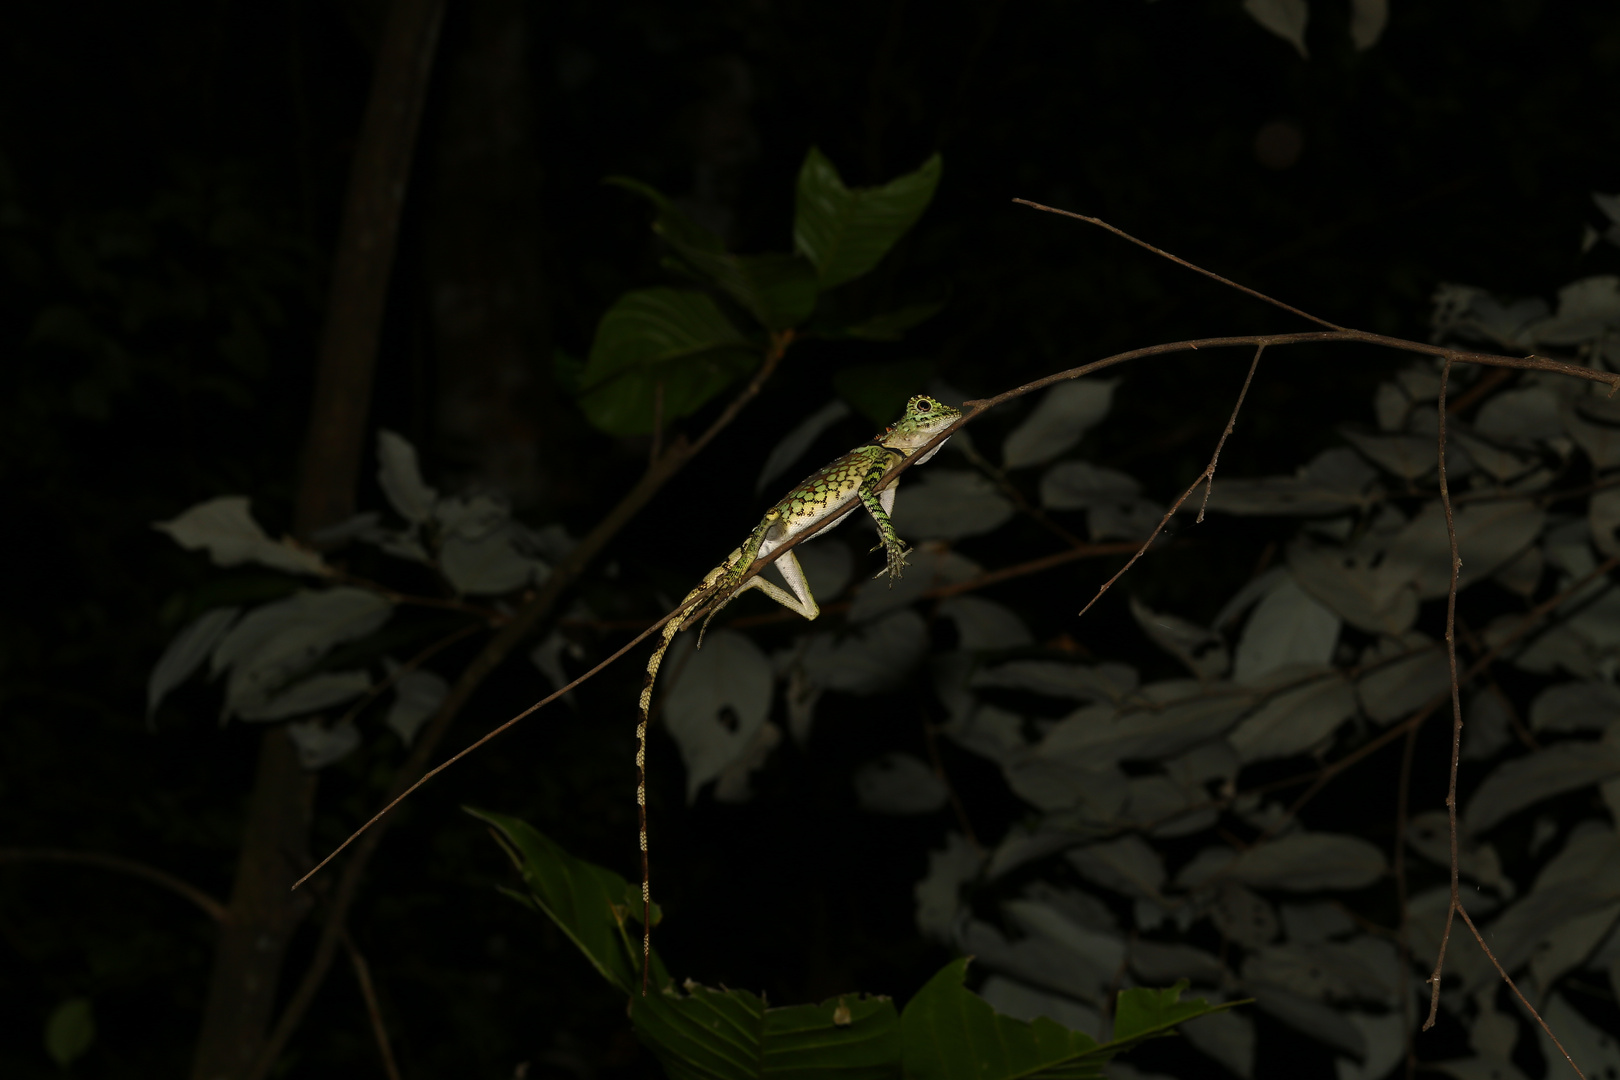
[190,0,444,1076]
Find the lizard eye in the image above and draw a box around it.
[916,400,931,412]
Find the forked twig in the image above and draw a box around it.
[1075,343,1264,619]
[1417,369,1588,1078]
[1457,904,1587,1079]
[1423,357,1467,1031]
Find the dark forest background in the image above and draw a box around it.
[4,1,1619,1077]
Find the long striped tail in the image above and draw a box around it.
[636,577,716,994]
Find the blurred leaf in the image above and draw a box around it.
[1039,461,1140,511]
[470,808,668,997]
[889,469,1014,540]
[756,399,852,494]
[1463,741,1620,834]
[376,429,437,524]
[663,631,774,802]
[1203,448,1378,516]
[834,357,936,425]
[853,753,947,815]
[44,997,94,1069]
[915,833,983,941]
[1339,429,1435,481]
[285,716,361,768]
[939,595,1033,651]
[1002,380,1118,469]
[440,525,548,596]
[793,148,941,290]
[1243,0,1308,57]
[1289,535,1418,637]
[1231,574,1340,684]
[1356,637,1450,723]
[147,606,240,719]
[1179,832,1385,891]
[1350,0,1389,49]
[1474,386,1562,443]
[631,983,901,1080]
[210,587,393,720]
[1129,597,1229,679]
[798,609,929,695]
[1525,276,1620,345]
[1228,672,1356,764]
[242,669,370,722]
[386,667,449,746]
[1384,500,1546,599]
[1530,680,1620,734]
[970,659,1138,703]
[153,495,328,576]
[577,288,757,436]
[1041,685,1255,767]
[1431,1058,1533,1080]
[1181,1009,1255,1080]
[1066,836,1166,901]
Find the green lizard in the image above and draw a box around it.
[635,393,961,989]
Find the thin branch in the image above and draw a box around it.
[1423,358,1468,1031]
[1075,343,1264,618]
[1456,904,1587,1079]
[343,931,402,1080]
[1012,199,1345,332]
[0,848,227,924]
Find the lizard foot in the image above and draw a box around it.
[870,540,911,584]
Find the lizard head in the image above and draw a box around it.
[879,394,961,456]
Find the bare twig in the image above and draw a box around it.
[1075,343,1263,619]
[1422,357,1467,1032]
[0,848,227,924]
[1011,200,1346,332]
[1457,904,1587,1079]
[342,931,402,1080]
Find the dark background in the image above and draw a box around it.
[4,0,1619,1076]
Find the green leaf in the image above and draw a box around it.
[901,959,1100,1080]
[632,982,902,1080]
[837,302,945,342]
[44,997,95,1069]
[608,177,817,329]
[1110,981,1223,1043]
[794,149,942,291]
[832,358,936,426]
[900,961,1237,1080]
[577,287,758,436]
[469,807,670,995]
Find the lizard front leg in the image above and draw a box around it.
[858,459,910,583]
